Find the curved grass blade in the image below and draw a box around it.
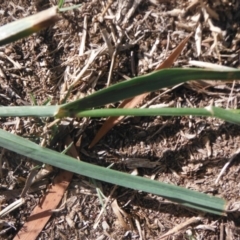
[0,128,227,215]
[0,7,59,46]
[57,68,240,117]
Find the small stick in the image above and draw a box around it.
[220,223,224,240]
[107,49,117,87]
[100,27,114,56]
[93,185,118,229]
[0,148,5,178]
[122,0,143,26]
[160,216,202,239]
[163,32,170,59]
[79,15,88,56]
[215,148,240,184]
[226,80,235,109]
[130,50,136,76]
[20,167,39,198]
[0,198,25,218]
[71,45,107,88]
[149,38,160,56]
[97,0,114,22]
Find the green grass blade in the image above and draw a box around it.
[59,4,82,12]
[0,7,59,46]
[1,105,239,126]
[205,106,240,124]
[42,97,52,106]
[0,105,58,117]
[29,93,37,106]
[76,107,240,124]
[0,128,227,215]
[58,0,65,8]
[57,68,240,117]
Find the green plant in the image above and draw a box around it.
[1,6,240,216]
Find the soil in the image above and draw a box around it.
[1,0,240,239]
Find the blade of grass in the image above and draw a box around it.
[0,128,227,215]
[57,68,240,117]
[0,7,59,47]
[0,3,81,46]
[76,107,240,125]
[89,33,192,148]
[59,4,82,12]
[58,0,65,8]
[1,105,240,125]
[0,105,58,117]
[29,93,37,106]
[1,68,240,119]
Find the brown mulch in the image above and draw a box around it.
[1,0,240,239]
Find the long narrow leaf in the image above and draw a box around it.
[0,106,58,117]
[0,128,226,215]
[57,68,240,117]
[76,107,240,124]
[1,68,240,119]
[1,106,240,125]
[0,7,59,46]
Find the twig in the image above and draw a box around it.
[100,27,114,56]
[122,0,143,26]
[71,45,107,88]
[226,80,235,109]
[215,148,240,184]
[0,198,25,218]
[0,148,5,178]
[130,50,137,76]
[160,216,202,239]
[149,38,160,56]
[135,217,143,240]
[93,185,118,229]
[20,167,38,198]
[107,49,117,87]
[220,223,224,240]
[164,31,170,59]
[97,0,114,22]
[188,60,235,70]
[79,15,88,56]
